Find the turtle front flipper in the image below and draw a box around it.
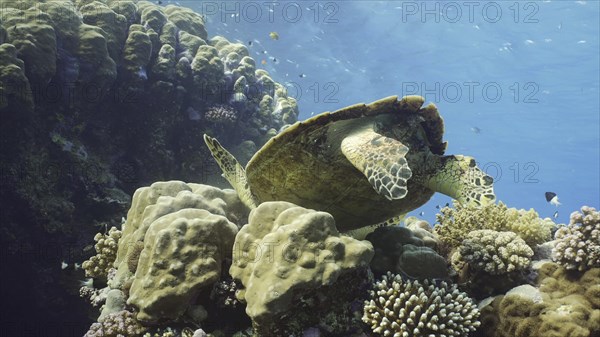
[341,128,412,200]
[426,155,496,207]
[203,135,258,209]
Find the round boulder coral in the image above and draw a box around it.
[452,229,533,275]
[363,272,480,337]
[552,206,600,271]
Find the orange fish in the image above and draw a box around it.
[261,59,267,65]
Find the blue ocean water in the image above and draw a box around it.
[193,0,599,224]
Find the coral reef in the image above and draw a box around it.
[230,201,374,336]
[478,262,600,337]
[363,271,481,337]
[82,227,122,279]
[552,206,600,271]
[435,201,555,253]
[1,0,297,331]
[451,230,533,275]
[366,226,448,279]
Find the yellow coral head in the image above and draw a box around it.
[427,155,496,207]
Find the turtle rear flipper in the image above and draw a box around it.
[203,135,258,209]
[426,155,496,207]
[342,214,405,239]
[341,127,412,200]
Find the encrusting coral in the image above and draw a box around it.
[82,226,122,279]
[477,261,600,337]
[366,226,448,280]
[230,201,374,336]
[363,271,481,337]
[552,206,600,271]
[451,230,533,275]
[435,201,554,253]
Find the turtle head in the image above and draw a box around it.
[426,155,496,207]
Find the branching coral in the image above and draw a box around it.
[363,272,481,337]
[82,226,122,279]
[205,104,239,124]
[435,201,554,252]
[552,206,600,271]
[452,230,533,275]
[84,310,147,337]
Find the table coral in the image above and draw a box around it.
[363,272,481,337]
[230,201,374,336]
[552,206,600,271]
[452,230,533,275]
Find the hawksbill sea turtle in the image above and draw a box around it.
[204,95,495,236]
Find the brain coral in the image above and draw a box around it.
[452,229,533,275]
[552,206,600,271]
[230,201,374,336]
[363,272,481,337]
[435,201,554,252]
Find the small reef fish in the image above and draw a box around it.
[553,211,559,219]
[299,73,306,78]
[261,60,267,65]
[62,261,82,270]
[471,127,481,134]
[545,192,561,206]
[80,278,94,288]
[270,57,278,64]
[247,41,252,46]
[269,32,279,40]
[419,211,425,216]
